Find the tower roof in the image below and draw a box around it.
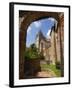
[36,30,50,42]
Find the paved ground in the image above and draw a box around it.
[36,60,56,78]
[36,69,56,78]
[24,60,57,78]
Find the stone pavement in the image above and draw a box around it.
[36,69,56,78]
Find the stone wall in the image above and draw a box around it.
[19,11,63,79]
[24,59,41,78]
[48,13,64,66]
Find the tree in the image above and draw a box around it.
[25,43,44,60]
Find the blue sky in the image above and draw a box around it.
[26,18,56,47]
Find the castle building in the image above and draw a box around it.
[49,13,64,65]
[35,30,51,62]
[35,13,64,65]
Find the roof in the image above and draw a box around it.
[36,30,50,43]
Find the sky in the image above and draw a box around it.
[26,18,56,47]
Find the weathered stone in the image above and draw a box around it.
[19,11,64,79]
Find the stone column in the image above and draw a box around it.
[51,30,57,65]
[58,25,64,77]
[19,30,27,79]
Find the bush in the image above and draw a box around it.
[56,61,61,69]
[25,44,44,60]
[38,52,44,59]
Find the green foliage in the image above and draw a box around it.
[25,43,44,60]
[48,64,61,77]
[56,61,61,69]
[41,64,61,77]
[38,52,44,59]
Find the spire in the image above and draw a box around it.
[38,30,43,36]
[36,30,42,37]
[54,21,56,31]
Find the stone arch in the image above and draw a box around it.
[19,11,62,79]
[20,11,60,30]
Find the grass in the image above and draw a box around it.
[40,64,61,77]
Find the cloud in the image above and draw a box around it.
[27,26,31,34]
[48,18,55,22]
[27,21,41,34]
[34,21,41,28]
[48,18,58,29]
[46,29,51,39]
[48,18,57,23]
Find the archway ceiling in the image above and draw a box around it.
[20,11,61,31]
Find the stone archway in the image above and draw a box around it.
[19,11,63,79]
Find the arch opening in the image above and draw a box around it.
[19,11,64,79]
